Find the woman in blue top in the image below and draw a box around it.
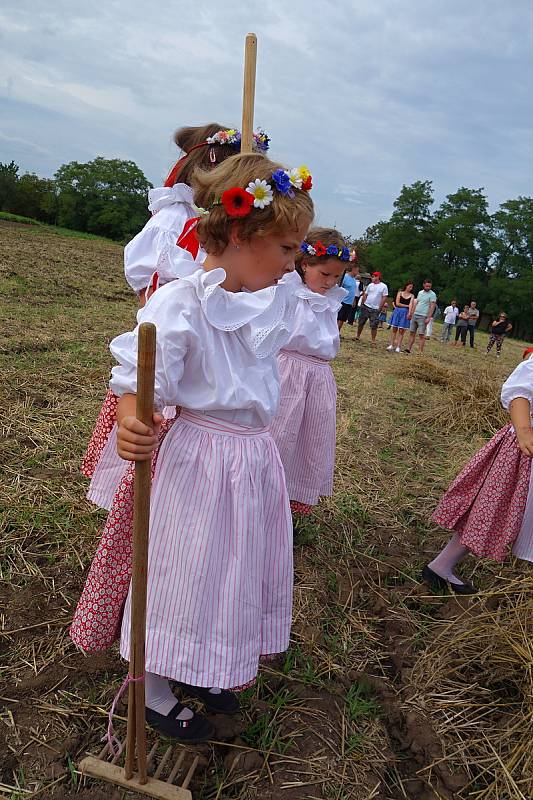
[337,264,361,331]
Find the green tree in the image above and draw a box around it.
[10,173,58,223]
[490,197,533,338]
[365,181,438,292]
[54,157,152,239]
[0,160,19,211]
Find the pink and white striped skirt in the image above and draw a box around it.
[72,410,293,690]
[82,388,177,511]
[270,349,337,507]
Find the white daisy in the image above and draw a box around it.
[247,179,274,209]
[288,168,303,189]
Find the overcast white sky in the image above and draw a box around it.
[1,0,532,236]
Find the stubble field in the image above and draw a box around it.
[1,219,532,800]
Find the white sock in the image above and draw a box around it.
[145,672,193,720]
[428,534,471,585]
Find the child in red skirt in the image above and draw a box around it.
[423,349,533,593]
[81,124,271,510]
[270,227,348,522]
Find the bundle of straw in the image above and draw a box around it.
[406,577,533,799]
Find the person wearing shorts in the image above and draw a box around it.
[337,264,362,331]
[356,272,389,345]
[404,279,437,354]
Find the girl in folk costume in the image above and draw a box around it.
[81,123,271,511]
[70,153,314,742]
[269,227,348,521]
[423,349,533,594]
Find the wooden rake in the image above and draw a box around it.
[79,322,199,799]
[79,32,259,799]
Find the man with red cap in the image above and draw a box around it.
[356,271,389,344]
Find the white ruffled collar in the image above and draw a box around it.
[283,270,347,311]
[181,268,296,359]
[148,183,194,213]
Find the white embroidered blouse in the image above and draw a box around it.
[501,355,533,424]
[123,183,207,293]
[109,267,297,428]
[279,271,346,360]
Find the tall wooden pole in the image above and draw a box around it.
[241,33,257,153]
[124,322,156,783]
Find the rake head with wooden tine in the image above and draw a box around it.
[79,322,199,799]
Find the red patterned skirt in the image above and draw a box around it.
[81,389,119,479]
[71,418,175,651]
[432,424,532,562]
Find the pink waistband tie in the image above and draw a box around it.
[179,409,269,437]
[280,349,330,365]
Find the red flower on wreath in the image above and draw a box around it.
[314,240,326,257]
[302,175,313,191]
[221,187,254,217]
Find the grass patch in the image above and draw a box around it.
[1,221,532,799]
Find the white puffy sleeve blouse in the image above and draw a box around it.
[501,355,533,423]
[109,267,298,428]
[279,271,347,360]
[123,183,207,293]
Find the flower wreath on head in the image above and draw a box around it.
[195,165,313,218]
[206,128,271,153]
[300,240,351,262]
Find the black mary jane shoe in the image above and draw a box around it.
[421,564,478,595]
[145,701,215,742]
[175,682,240,715]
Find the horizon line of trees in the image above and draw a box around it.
[0,158,152,241]
[1,159,532,338]
[351,180,533,340]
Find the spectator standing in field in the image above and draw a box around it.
[387,281,414,352]
[337,263,361,331]
[440,300,459,342]
[404,279,437,354]
[486,312,513,357]
[467,301,479,348]
[453,306,470,346]
[356,272,389,345]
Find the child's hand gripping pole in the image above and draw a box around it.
[124,322,156,784]
[240,33,257,153]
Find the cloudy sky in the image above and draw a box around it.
[1,0,532,236]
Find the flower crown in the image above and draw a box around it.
[196,165,313,218]
[301,240,351,261]
[206,128,270,153]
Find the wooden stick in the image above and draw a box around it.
[124,322,157,783]
[240,33,257,153]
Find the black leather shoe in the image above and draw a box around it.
[145,701,215,742]
[422,564,478,595]
[421,564,448,592]
[450,580,478,595]
[175,682,240,715]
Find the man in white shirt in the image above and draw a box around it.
[440,299,459,342]
[355,271,389,345]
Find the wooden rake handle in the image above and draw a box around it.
[240,33,257,153]
[125,322,157,783]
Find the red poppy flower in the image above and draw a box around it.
[302,175,313,191]
[314,240,326,257]
[221,187,254,217]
